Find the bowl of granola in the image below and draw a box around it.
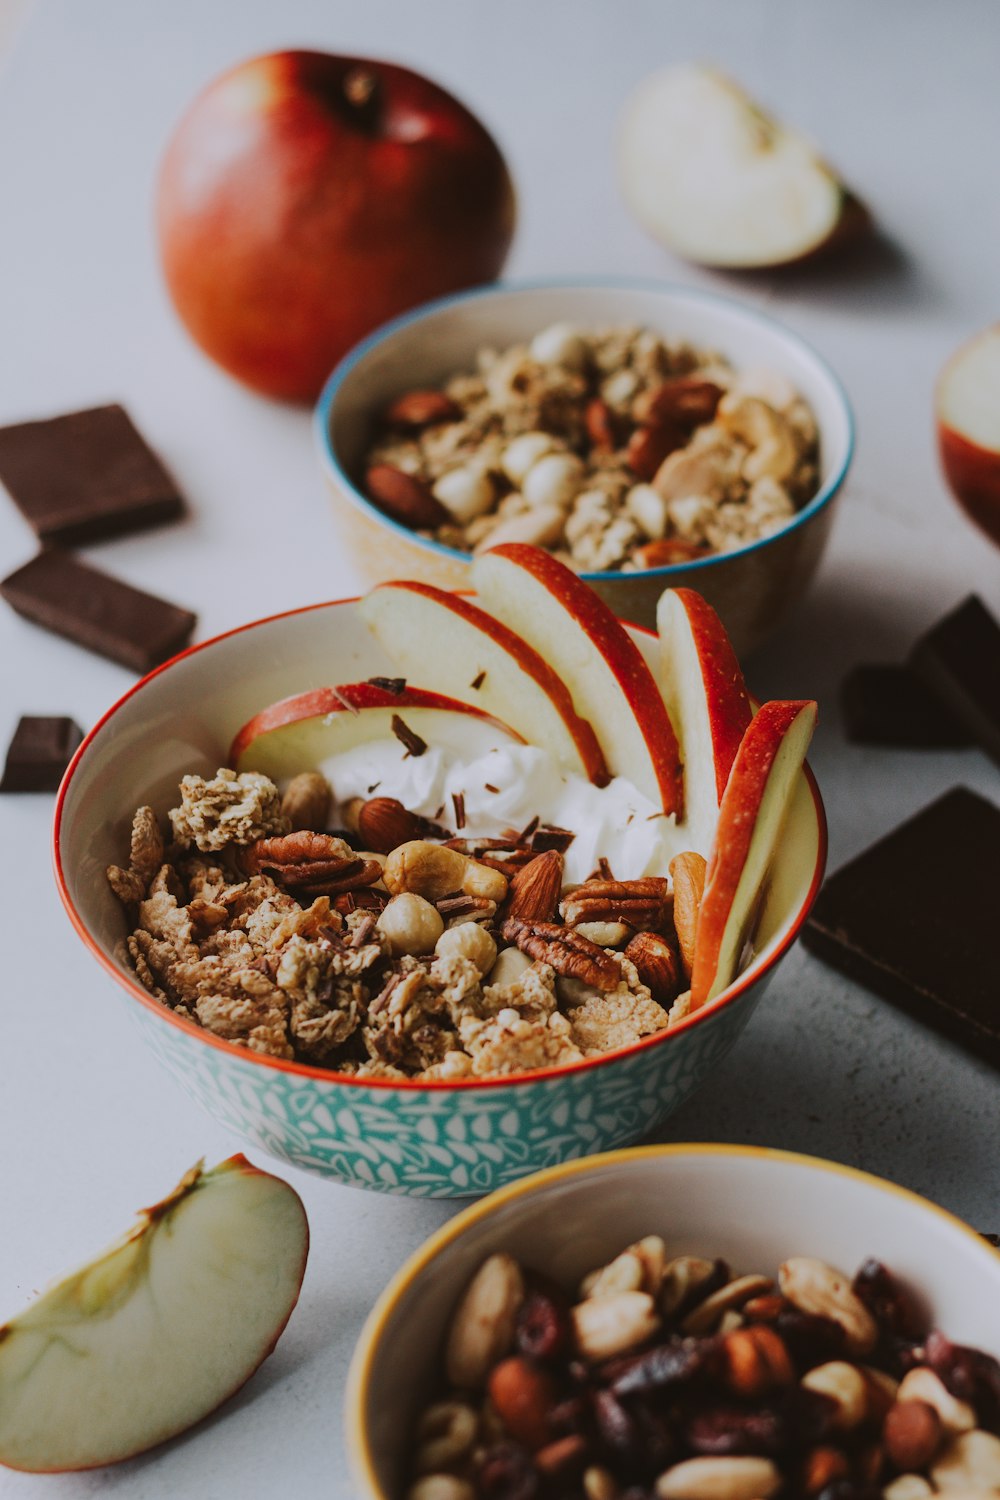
[54,557,824,1198]
[347,1143,1000,1499]
[315,279,853,655]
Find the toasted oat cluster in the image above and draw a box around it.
[406,1243,1000,1500]
[107,770,701,1079]
[362,323,819,571]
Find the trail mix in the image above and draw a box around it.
[362,322,819,571]
[107,767,704,1079]
[406,1243,1000,1500]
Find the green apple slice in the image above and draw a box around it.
[618,64,867,268]
[0,1155,308,1472]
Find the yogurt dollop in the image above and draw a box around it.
[318,738,685,884]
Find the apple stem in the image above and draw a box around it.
[342,66,380,128]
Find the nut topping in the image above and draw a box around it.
[356,795,423,853]
[670,851,706,980]
[560,876,669,930]
[503,849,564,923]
[625,931,681,1004]
[500,918,622,991]
[385,389,463,429]
[242,832,382,894]
[364,463,450,528]
[280,771,331,832]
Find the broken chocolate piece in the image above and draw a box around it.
[1,551,196,672]
[840,664,973,747]
[803,787,1000,1066]
[910,595,1000,769]
[0,404,185,545]
[0,715,84,792]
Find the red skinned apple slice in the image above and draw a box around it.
[358,580,609,784]
[473,544,684,815]
[657,588,753,855]
[618,64,868,269]
[936,325,1000,547]
[231,680,522,781]
[690,699,817,1009]
[0,1156,308,1473]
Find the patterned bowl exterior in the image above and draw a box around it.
[127,969,769,1197]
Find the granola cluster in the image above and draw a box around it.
[363,322,819,572]
[107,769,701,1080]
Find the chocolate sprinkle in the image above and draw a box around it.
[470,670,486,690]
[531,824,576,854]
[391,713,427,757]
[452,791,466,829]
[484,782,500,794]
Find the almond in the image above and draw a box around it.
[626,421,685,482]
[357,796,422,854]
[670,851,707,980]
[633,538,712,569]
[364,464,450,529]
[384,389,463,428]
[632,377,723,430]
[624,930,680,1004]
[504,849,564,922]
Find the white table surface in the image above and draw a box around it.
[1,1,998,1495]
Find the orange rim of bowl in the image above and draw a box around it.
[52,596,828,1094]
[343,1141,1000,1498]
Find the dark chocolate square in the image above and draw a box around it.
[0,404,185,545]
[910,595,1000,769]
[1,550,196,672]
[803,787,1000,1065]
[0,716,84,792]
[840,663,972,747]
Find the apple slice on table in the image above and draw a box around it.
[473,544,684,815]
[0,1156,308,1473]
[690,699,817,1009]
[231,680,522,780]
[657,588,753,856]
[358,580,609,784]
[936,325,1000,547]
[617,64,868,269]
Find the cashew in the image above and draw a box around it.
[377,893,444,957]
[530,321,588,371]
[660,1256,718,1318]
[801,1361,871,1430]
[432,465,495,524]
[580,1250,645,1300]
[473,503,565,550]
[523,452,584,510]
[652,441,733,503]
[445,1253,524,1389]
[778,1257,878,1355]
[574,921,632,947]
[414,1401,479,1474]
[882,1479,934,1500]
[486,947,533,987]
[572,1290,660,1361]
[383,841,507,904]
[898,1366,976,1434]
[655,1455,782,1500]
[626,483,669,539]
[931,1428,1000,1491]
[717,394,799,484]
[408,1478,475,1500]
[501,431,559,484]
[435,923,497,974]
[681,1274,774,1335]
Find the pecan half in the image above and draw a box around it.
[500,918,620,991]
[242,833,382,894]
[560,877,669,931]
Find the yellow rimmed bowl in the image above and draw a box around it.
[315,278,854,656]
[347,1143,1000,1496]
[54,599,824,1199]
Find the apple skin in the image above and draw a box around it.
[157,52,516,401]
[938,421,1000,548]
[360,580,610,785]
[474,543,684,816]
[690,699,817,1009]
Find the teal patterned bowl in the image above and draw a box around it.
[53,596,825,1198]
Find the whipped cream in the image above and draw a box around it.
[317,738,685,884]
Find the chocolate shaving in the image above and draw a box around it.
[367,782,381,794]
[367,675,407,695]
[518,814,541,842]
[470,670,486,690]
[391,713,428,757]
[452,791,466,830]
[484,783,500,794]
[531,824,575,854]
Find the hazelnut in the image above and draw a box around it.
[435,923,497,974]
[377,893,444,956]
[486,947,533,988]
[357,796,421,854]
[280,771,331,832]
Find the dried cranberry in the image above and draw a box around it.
[607,1338,718,1397]
[477,1443,540,1500]
[852,1258,926,1340]
[516,1290,572,1364]
[547,1395,590,1440]
[925,1329,1000,1431]
[777,1307,847,1370]
[593,1388,639,1460]
[685,1405,787,1458]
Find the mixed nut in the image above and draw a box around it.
[407,1243,1000,1499]
[362,323,820,571]
[107,762,705,1079]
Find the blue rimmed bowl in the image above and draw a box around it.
[315,279,853,655]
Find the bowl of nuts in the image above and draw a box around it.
[55,556,824,1197]
[347,1143,1000,1499]
[315,279,854,655]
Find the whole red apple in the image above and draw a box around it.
[156,52,516,402]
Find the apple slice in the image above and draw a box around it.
[358,580,609,784]
[230,680,522,780]
[690,699,817,1009]
[473,544,684,815]
[0,1156,308,1473]
[656,588,753,855]
[617,64,868,269]
[936,325,1000,547]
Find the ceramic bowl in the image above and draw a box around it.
[315,279,854,656]
[347,1143,1000,1496]
[54,599,824,1198]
